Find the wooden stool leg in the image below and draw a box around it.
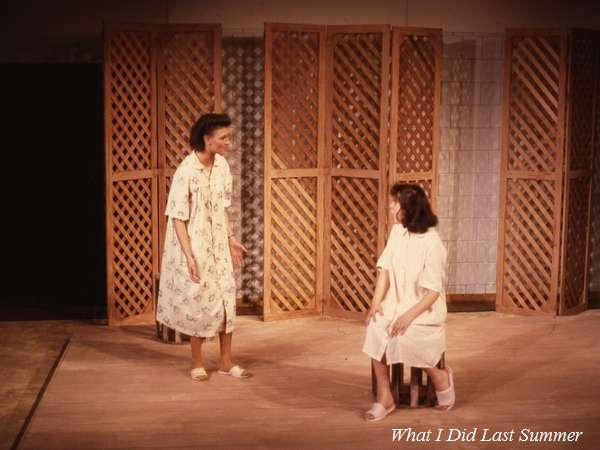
[371,360,377,398]
[391,363,402,406]
[426,372,436,406]
[410,367,420,408]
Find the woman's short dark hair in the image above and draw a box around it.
[391,183,438,234]
[189,113,232,151]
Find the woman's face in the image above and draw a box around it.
[389,199,403,223]
[205,126,232,156]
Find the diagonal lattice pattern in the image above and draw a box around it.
[330,177,379,312]
[161,31,217,170]
[155,29,220,281]
[269,178,318,313]
[111,179,154,320]
[109,31,152,173]
[396,36,436,174]
[590,60,600,294]
[271,31,320,169]
[106,26,220,324]
[568,32,596,171]
[508,36,561,173]
[331,33,383,170]
[563,178,591,310]
[503,179,555,311]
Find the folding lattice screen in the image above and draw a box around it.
[105,24,221,325]
[324,26,391,319]
[263,24,327,320]
[389,28,441,203]
[497,29,599,316]
[263,24,441,320]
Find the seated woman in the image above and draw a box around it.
[363,183,454,421]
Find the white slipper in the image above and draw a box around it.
[435,366,455,410]
[365,402,396,422]
[190,367,209,381]
[217,365,252,379]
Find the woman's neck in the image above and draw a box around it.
[195,150,215,167]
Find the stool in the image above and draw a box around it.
[371,353,445,408]
[153,273,189,344]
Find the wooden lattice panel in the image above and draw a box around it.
[562,178,591,311]
[105,24,221,325]
[498,29,599,316]
[108,30,153,173]
[105,25,158,325]
[157,26,221,260]
[390,29,441,213]
[264,24,325,320]
[111,179,154,320]
[590,40,600,294]
[324,27,390,318]
[269,178,318,313]
[502,179,556,312]
[567,32,596,171]
[271,30,320,169]
[559,30,598,313]
[507,36,561,173]
[330,177,379,312]
[394,34,436,173]
[330,31,385,170]
[159,29,220,170]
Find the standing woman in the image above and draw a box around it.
[157,113,251,381]
[363,183,454,421]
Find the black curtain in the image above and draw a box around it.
[0,63,105,320]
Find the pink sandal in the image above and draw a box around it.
[365,402,396,422]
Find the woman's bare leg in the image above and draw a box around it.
[218,331,234,371]
[371,356,395,408]
[190,336,205,368]
[424,366,450,391]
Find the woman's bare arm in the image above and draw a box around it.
[365,269,390,325]
[173,218,199,282]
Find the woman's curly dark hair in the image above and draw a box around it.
[391,183,438,234]
[189,113,232,151]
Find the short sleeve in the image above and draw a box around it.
[223,161,233,209]
[165,165,190,221]
[419,238,447,293]
[376,226,398,270]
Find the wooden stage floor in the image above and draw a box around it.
[17,311,600,449]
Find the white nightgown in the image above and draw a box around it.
[156,152,236,338]
[363,224,448,368]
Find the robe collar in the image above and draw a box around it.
[396,223,429,239]
[189,151,224,172]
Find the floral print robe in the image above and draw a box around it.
[156,152,236,338]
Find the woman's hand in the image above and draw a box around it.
[365,303,383,326]
[388,312,415,336]
[229,237,248,268]
[186,256,200,283]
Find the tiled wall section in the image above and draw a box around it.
[222,38,265,306]
[222,39,246,296]
[438,32,504,295]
